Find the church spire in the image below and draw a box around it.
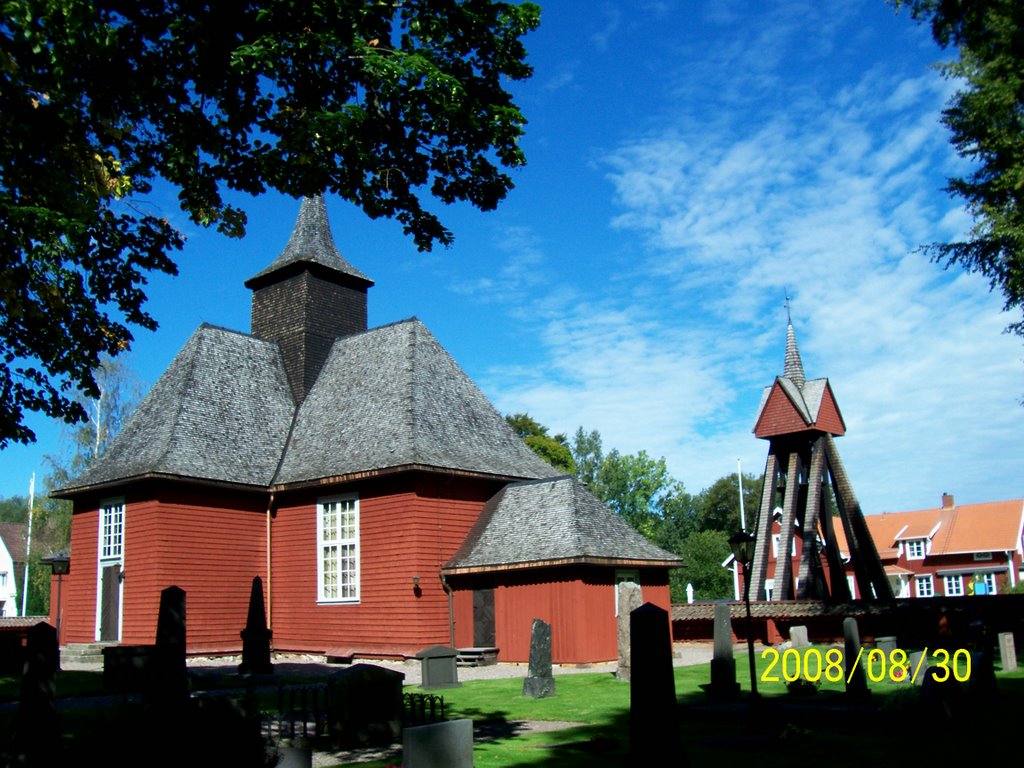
[783,321,806,389]
[246,196,374,404]
[245,195,372,287]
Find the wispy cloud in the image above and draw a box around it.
[471,7,1024,513]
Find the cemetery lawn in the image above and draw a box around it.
[337,649,1024,767]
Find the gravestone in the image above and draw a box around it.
[789,625,810,649]
[403,718,474,768]
[239,575,274,675]
[843,617,868,699]
[152,585,189,706]
[522,618,556,698]
[630,603,683,764]
[909,651,930,686]
[416,646,461,690]
[616,581,642,682]
[328,664,405,747]
[11,622,59,765]
[967,620,996,697]
[997,631,1017,673]
[706,602,739,699]
[876,635,898,656]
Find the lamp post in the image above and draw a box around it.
[728,530,758,698]
[41,550,70,644]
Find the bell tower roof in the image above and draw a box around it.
[244,195,373,290]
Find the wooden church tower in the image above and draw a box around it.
[748,321,891,602]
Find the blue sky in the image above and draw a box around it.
[3,1,1022,515]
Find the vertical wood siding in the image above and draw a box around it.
[488,566,672,664]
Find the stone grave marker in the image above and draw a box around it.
[616,581,642,682]
[706,602,739,699]
[630,603,683,763]
[998,631,1017,673]
[789,625,810,648]
[522,618,556,698]
[909,651,930,686]
[11,622,59,765]
[328,663,405,747]
[152,585,189,706]
[415,646,461,690]
[843,616,868,699]
[239,575,274,675]
[403,718,474,768]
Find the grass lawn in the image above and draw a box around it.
[336,647,1024,767]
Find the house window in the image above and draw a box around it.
[915,575,934,598]
[764,579,775,600]
[0,572,6,588]
[317,495,359,602]
[100,499,124,560]
[943,575,963,597]
[771,534,796,558]
[984,573,997,595]
[906,539,926,560]
[973,551,992,561]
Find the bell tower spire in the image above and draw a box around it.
[245,195,374,403]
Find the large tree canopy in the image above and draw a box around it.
[893,0,1024,336]
[0,0,540,445]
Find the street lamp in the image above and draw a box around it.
[41,549,70,644]
[728,530,758,697]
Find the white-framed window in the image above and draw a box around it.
[906,539,926,560]
[317,494,359,603]
[764,578,775,600]
[100,499,125,560]
[915,574,934,598]
[771,533,796,558]
[983,573,998,595]
[973,551,992,561]
[0,572,6,588]
[943,574,963,597]
[847,575,857,599]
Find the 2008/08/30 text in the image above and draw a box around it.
[760,647,971,685]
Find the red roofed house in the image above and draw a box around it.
[764,495,1024,600]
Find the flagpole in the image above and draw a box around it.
[21,473,34,617]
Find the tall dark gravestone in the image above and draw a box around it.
[522,618,556,698]
[153,585,189,705]
[843,616,868,699]
[11,622,59,765]
[630,603,684,764]
[706,602,739,699]
[239,576,274,675]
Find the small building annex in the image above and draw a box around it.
[52,197,681,664]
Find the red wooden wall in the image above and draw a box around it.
[59,484,266,652]
[452,567,672,664]
[268,472,501,656]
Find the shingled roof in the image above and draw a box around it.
[275,319,557,485]
[57,325,297,493]
[244,195,372,288]
[443,476,682,574]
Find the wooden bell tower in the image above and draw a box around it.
[747,321,891,603]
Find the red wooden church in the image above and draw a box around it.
[52,197,680,664]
